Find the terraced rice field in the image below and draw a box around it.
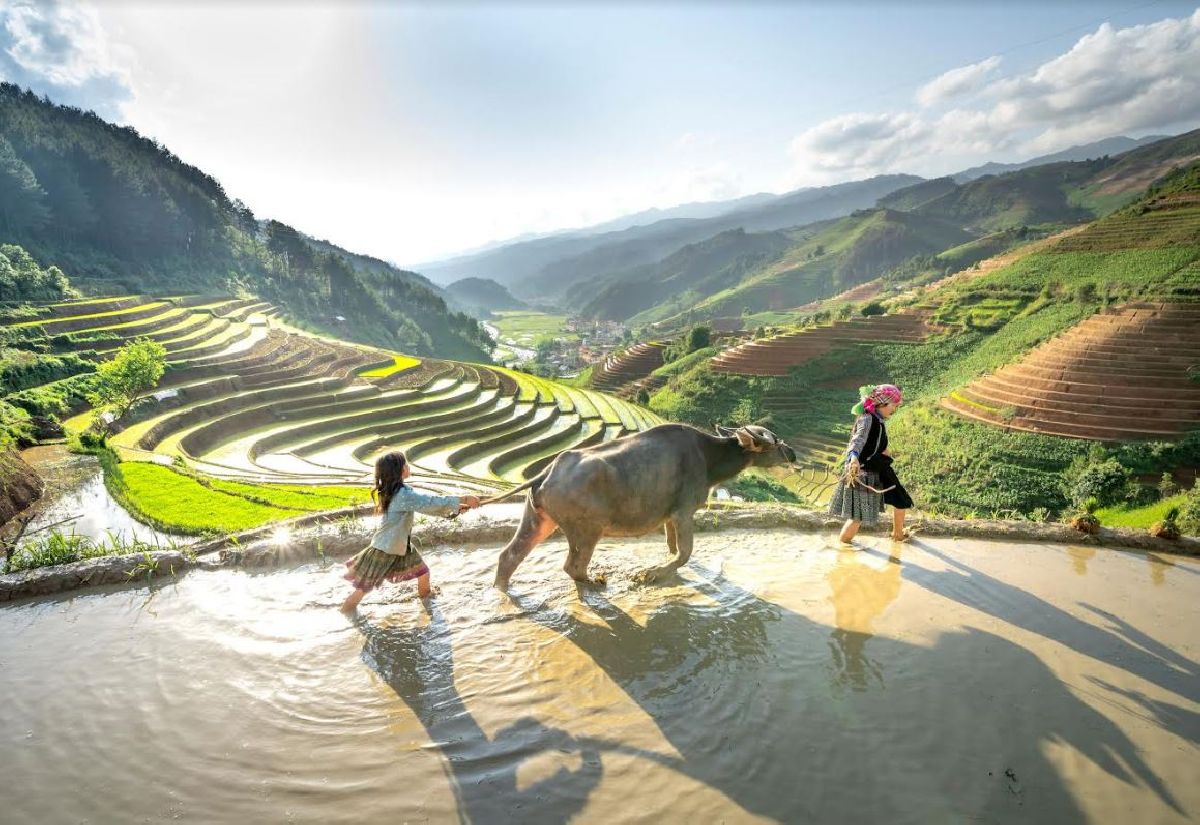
[591,342,668,395]
[711,312,942,377]
[11,296,661,502]
[942,302,1200,440]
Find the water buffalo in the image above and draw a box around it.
[486,423,796,588]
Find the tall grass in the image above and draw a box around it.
[7,529,181,573]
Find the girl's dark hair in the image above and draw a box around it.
[373,451,408,514]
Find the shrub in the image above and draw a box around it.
[1179,485,1200,536]
[1065,456,1128,508]
[860,301,886,317]
[1149,507,1181,540]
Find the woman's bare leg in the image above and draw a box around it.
[839,519,860,544]
[340,588,366,613]
[417,571,432,599]
[892,509,909,540]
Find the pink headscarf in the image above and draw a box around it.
[854,383,902,416]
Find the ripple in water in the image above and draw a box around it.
[2,532,1198,824]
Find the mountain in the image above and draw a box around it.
[575,191,781,235]
[417,175,921,294]
[953,135,1169,181]
[512,174,923,301]
[872,129,1200,234]
[576,228,797,321]
[877,177,959,212]
[0,82,490,361]
[445,277,528,318]
[579,208,971,326]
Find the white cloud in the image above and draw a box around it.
[786,9,1200,186]
[0,0,134,119]
[916,55,1001,107]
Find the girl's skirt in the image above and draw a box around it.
[828,460,913,525]
[344,545,429,593]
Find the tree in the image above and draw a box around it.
[0,136,50,234]
[686,325,712,352]
[88,338,167,433]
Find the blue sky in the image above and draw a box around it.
[2,1,1199,265]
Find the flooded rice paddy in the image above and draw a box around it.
[15,444,187,548]
[2,530,1197,824]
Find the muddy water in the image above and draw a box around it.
[16,444,187,547]
[2,532,1197,824]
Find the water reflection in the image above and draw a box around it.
[1067,545,1097,576]
[826,547,903,691]
[1146,552,1173,586]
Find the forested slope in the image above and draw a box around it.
[0,83,490,361]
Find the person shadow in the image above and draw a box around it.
[353,602,662,825]
[509,561,1186,824]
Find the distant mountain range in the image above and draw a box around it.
[416,134,1184,317]
[419,174,920,297]
[543,130,1200,325]
[953,135,1169,181]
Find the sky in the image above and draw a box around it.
[2,1,1199,267]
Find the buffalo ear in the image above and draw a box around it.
[735,428,764,452]
[715,424,737,437]
[729,429,768,453]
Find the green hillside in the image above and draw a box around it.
[893,129,1200,233]
[675,209,973,321]
[446,277,529,318]
[576,228,796,322]
[0,82,490,361]
[877,177,959,211]
[913,160,1101,231]
[646,161,1200,522]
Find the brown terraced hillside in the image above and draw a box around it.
[942,302,1200,440]
[711,312,942,377]
[590,341,668,394]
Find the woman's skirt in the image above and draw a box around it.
[343,546,429,593]
[828,461,913,525]
[828,470,887,525]
[876,461,914,510]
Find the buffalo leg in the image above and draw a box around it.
[494,500,558,589]
[637,513,694,583]
[665,520,679,555]
[562,526,604,586]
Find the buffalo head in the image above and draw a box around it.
[715,424,797,467]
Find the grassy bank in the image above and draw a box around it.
[97,449,366,536]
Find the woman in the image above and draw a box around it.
[828,383,913,544]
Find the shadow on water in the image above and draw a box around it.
[898,540,1200,707]
[354,603,664,825]
[514,563,1186,823]
[354,552,1188,823]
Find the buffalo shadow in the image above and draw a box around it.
[511,562,1185,823]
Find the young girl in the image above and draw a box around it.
[340,451,480,613]
[828,384,914,544]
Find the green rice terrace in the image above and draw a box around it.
[2,295,661,541]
